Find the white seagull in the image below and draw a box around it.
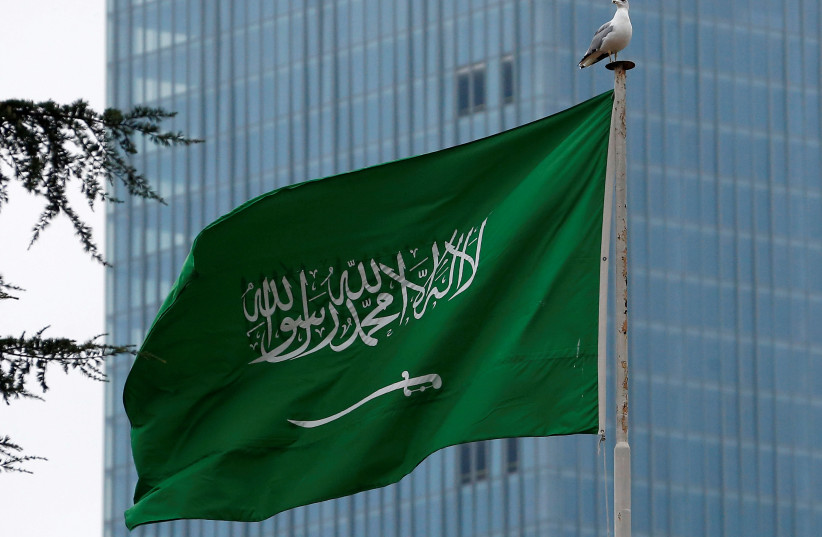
[579,0,633,68]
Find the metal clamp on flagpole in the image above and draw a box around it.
[606,59,634,537]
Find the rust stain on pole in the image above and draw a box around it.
[610,60,631,445]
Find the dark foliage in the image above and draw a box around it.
[0,99,201,264]
[0,436,45,474]
[0,274,22,301]
[0,329,133,404]
[0,99,200,471]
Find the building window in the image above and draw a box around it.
[457,71,471,116]
[505,438,519,473]
[456,63,486,117]
[459,441,488,484]
[501,55,515,104]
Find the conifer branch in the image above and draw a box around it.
[0,436,45,474]
[0,99,199,473]
[0,99,202,265]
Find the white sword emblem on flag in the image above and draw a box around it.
[287,371,443,428]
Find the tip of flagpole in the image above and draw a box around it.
[606,60,636,71]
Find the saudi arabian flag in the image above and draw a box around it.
[124,91,613,529]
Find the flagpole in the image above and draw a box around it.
[606,59,634,537]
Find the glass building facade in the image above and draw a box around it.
[104,1,822,536]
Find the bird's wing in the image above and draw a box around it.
[585,22,614,56]
[595,21,612,36]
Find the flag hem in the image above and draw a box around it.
[598,92,616,438]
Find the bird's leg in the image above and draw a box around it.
[614,51,618,62]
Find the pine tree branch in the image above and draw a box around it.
[0,274,22,301]
[0,99,202,265]
[0,328,130,473]
[0,435,46,474]
[0,99,199,473]
[0,327,133,474]
[0,329,133,404]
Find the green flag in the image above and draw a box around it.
[124,91,613,529]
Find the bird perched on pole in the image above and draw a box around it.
[579,0,633,68]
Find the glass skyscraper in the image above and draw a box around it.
[104,1,822,536]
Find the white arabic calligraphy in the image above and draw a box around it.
[287,371,443,428]
[244,218,487,364]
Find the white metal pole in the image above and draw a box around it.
[606,59,634,537]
